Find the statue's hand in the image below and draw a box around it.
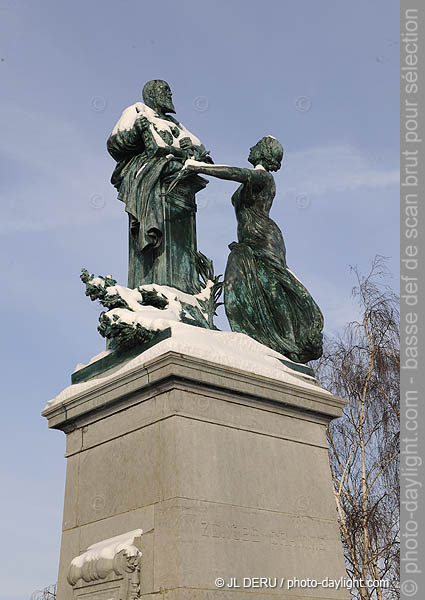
[135,116,150,131]
[193,144,213,164]
[179,137,193,151]
[179,138,195,161]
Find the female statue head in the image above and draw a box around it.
[248,136,283,172]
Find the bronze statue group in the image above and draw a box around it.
[107,80,323,365]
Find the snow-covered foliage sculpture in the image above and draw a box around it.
[80,255,222,353]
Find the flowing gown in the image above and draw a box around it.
[224,171,323,364]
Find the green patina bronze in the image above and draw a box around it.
[107,80,213,294]
[71,328,172,385]
[96,83,324,366]
[184,136,324,364]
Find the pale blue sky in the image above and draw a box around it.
[0,1,399,597]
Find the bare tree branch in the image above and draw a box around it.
[312,257,400,600]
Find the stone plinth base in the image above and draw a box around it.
[43,351,348,600]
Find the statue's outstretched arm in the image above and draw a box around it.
[186,163,251,184]
[166,160,264,196]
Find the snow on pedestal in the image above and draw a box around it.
[45,323,323,411]
[67,529,143,600]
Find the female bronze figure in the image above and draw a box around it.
[186,136,323,364]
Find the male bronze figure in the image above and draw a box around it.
[107,80,212,292]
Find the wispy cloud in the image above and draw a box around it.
[1,102,398,237]
[279,144,399,198]
[0,102,116,234]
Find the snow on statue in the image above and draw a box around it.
[107,80,213,291]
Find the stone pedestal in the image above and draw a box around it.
[43,351,349,600]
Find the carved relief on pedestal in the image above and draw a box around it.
[67,529,143,600]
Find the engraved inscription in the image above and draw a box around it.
[200,520,260,543]
[270,530,326,552]
[197,519,327,551]
[156,499,337,556]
